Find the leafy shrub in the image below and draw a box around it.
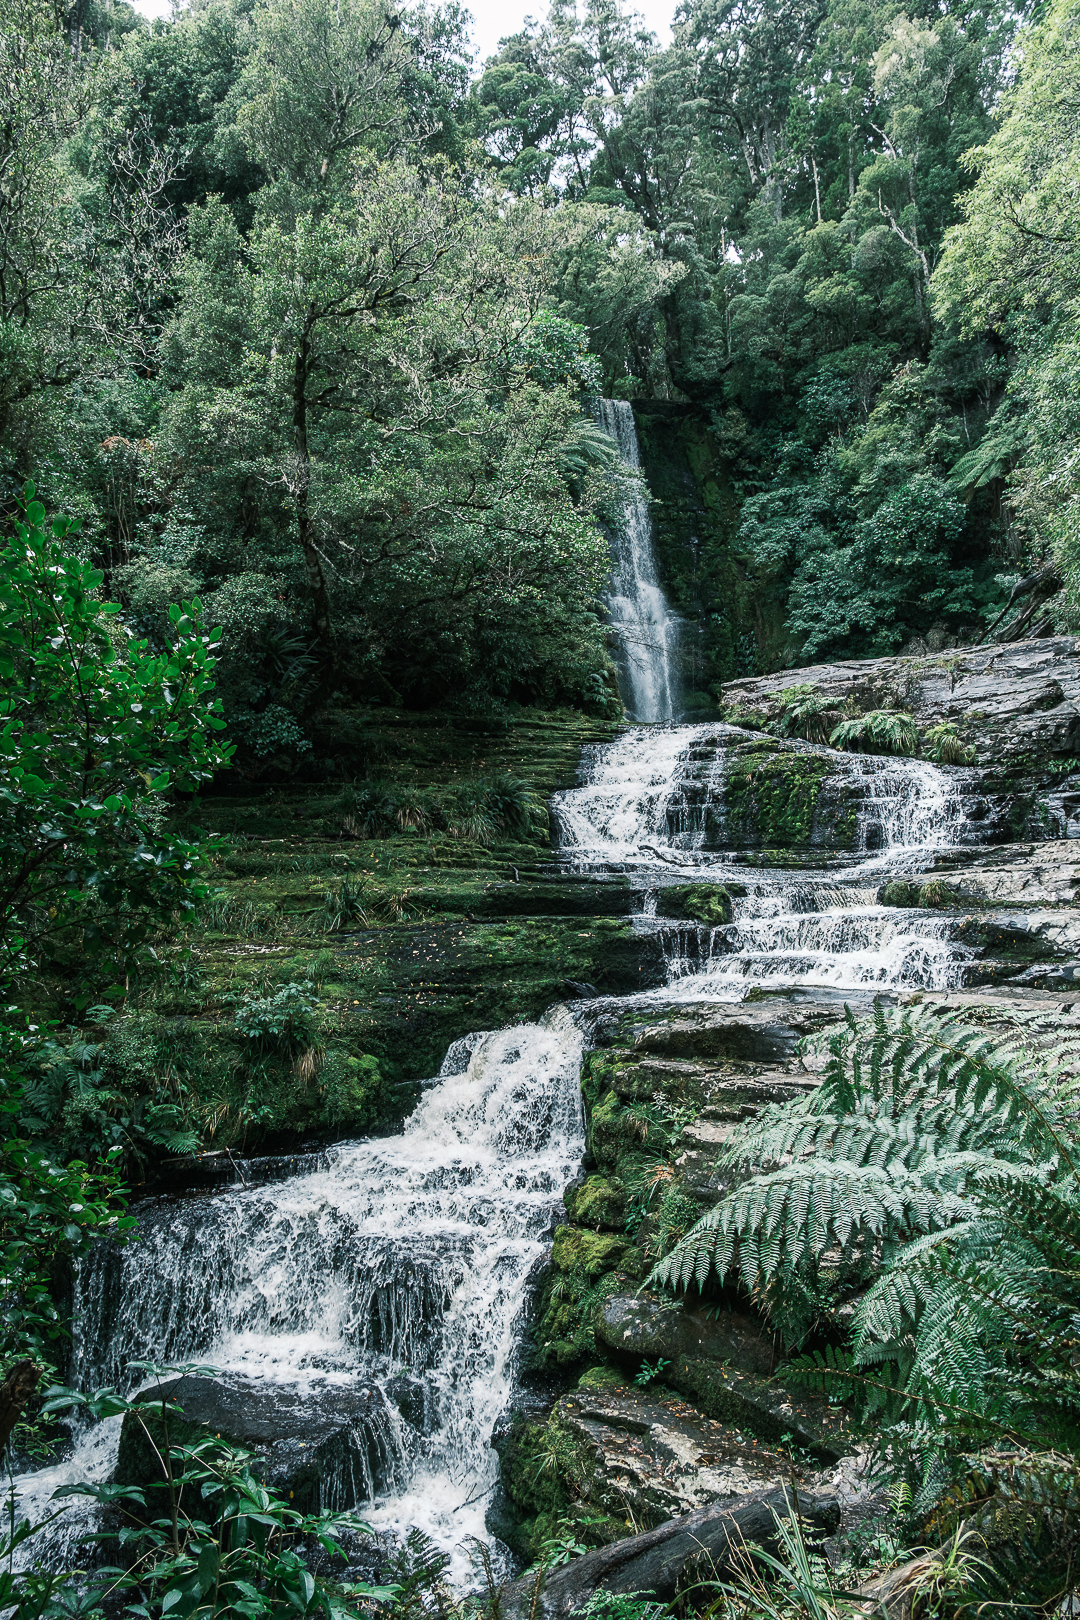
[228,703,312,758]
[829,709,919,756]
[317,1051,385,1127]
[770,683,833,744]
[922,721,976,765]
[319,875,367,931]
[234,982,317,1051]
[880,880,919,907]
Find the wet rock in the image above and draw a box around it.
[116,1374,399,1512]
[630,1002,837,1064]
[930,841,1080,906]
[671,1357,850,1460]
[720,635,1080,769]
[596,1293,776,1377]
[498,1485,842,1620]
[556,1384,809,1524]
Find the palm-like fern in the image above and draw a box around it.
[652,1004,1080,1306]
[829,709,919,756]
[650,1004,1080,1590]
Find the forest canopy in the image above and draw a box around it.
[1,0,1078,762]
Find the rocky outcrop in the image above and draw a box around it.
[720,635,1080,770]
[116,1374,410,1512]
[498,1486,841,1620]
[596,1293,775,1377]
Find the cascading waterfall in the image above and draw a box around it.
[594,399,681,723]
[553,724,979,993]
[14,1011,585,1583]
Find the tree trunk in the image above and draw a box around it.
[0,1360,40,1454]
[292,332,337,684]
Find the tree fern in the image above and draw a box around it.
[650,1003,1080,1595]
[651,1004,1080,1318]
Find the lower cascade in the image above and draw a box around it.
[17,722,985,1575]
[16,1013,586,1582]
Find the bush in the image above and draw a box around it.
[829,709,919,756]
[770,683,833,744]
[923,722,976,765]
[234,982,317,1051]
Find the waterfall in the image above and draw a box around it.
[15,1011,585,1584]
[16,723,984,1582]
[554,725,977,993]
[594,400,681,723]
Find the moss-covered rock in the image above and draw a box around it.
[655,884,740,925]
[565,1174,626,1231]
[551,1226,628,1277]
[723,746,848,849]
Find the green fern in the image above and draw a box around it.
[650,1004,1080,1595]
[829,710,919,756]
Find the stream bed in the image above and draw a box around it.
[12,722,986,1580]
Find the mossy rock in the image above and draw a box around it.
[918,880,953,909]
[880,880,919,907]
[551,1226,628,1277]
[724,750,836,849]
[565,1174,626,1231]
[576,1364,627,1391]
[655,884,741,925]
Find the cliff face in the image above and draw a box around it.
[720,636,1080,772]
[630,403,786,706]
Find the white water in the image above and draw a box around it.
[595,399,681,722]
[17,1011,585,1583]
[554,724,978,994]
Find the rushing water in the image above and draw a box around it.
[14,430,987,1583]
[595,399,681,723]
[553,724,979,994]
[14,1013,585,1583]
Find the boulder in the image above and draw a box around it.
[116,1374,405,1513]
[498,1487,841,1620]
[596,1293,775,1378]
[555,1384,814,1525]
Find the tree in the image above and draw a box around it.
[935,0,1080,614]
[0,490,233,988]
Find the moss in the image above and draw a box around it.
[723,749,836,849]
[565,1175,626,1231]
[655,884,738,925]
[496,1412,622,1562]
[918,880,953,909]
[552,1227,627,1277]
[576,1364,626,1391]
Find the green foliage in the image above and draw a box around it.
[37,1375,387,1620]
[0,491,232,985]
[0,1077,134,1364]
[571,1592,668,1620]
[233,982,317,1052]
[922,722,975,765]
[633,1357,671,1388]
[829,710,918,757]
[770,685,832,746]
[337,775,545,847]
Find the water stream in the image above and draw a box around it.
[12,404,984,1583]
[595,399,681,723]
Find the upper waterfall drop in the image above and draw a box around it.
[594,399,681,723]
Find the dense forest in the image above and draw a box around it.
[3,0,1080,1613]
[3,0,1079,759]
